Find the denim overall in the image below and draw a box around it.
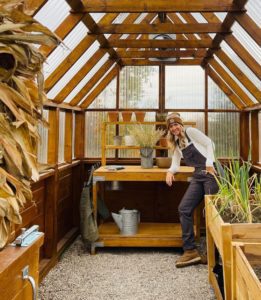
[177,134,218,250]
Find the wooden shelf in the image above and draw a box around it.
[95,222,197,248]
[105,145,168,150]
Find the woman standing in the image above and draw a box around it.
[165,113,218,268]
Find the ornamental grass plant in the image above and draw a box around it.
[213,159,261,223]
[127,124,164,148]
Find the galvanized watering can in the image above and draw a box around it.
[111,208,140,236]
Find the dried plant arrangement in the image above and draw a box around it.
[213,159,261,223]
[0,0,58,248]
[127,124,164,148]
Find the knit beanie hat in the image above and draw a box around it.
[166,113,184,127]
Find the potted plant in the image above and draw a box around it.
[128,125,164,168]
[205,159,261,300]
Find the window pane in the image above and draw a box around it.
[85,112,115,158]
[165,66,204,109]
[208,113,240,158]
[178,112,205,132]
[37,109,49,164]
[208,77,236,109]
[119,66,159,109]
[89,78,117,109]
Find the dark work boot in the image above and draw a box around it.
[175,249,201,268]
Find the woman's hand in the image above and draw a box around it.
[206,166,216,176]
[166,171,175,186]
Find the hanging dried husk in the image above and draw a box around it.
[0,0,59,248]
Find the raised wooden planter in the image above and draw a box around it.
[231,242,261,299]
[205,195,261,300]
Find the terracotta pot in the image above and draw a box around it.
[134,111,146,122]
[159,137,168,147]
[121,111,132,122]
[108,111,118,122]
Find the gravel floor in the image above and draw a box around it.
[39,237,215,300]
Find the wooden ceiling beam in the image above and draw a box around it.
[202,12,261,80]
[44,13,118,92]
[233,13,261,46]
[207,66,245,110]
[93,23,227,34]
[209,58,255,107]
[39,13,84,57]
[104,39,213,48]
[53,13,155,104]
[201,0,249,67]
[80,66,119,109]
[116,50,207,58]
[121,59,202,66]
[215,50,261,102]
[80,0,243,13]
[80,13,123,66]
[69,59,115,106]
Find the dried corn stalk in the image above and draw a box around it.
[0,0,58,248]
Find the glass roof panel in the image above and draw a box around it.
[191,13,208,23]
[34,0,70,31]
[231,22,261,62]
[64,54,110,103]
[43,22,89,78]
[214,13,227,21]
[220,41,261,90]
[47,41,100,99]
[214,55,258,104]
[90,13,106,23]
[112,13,129,23]
[246,0,261,26]
[134,13,148,24]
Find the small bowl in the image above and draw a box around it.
[156,157,172,168]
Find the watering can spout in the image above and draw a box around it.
[111,212,123,230]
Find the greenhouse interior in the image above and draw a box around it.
[0,0,260,299]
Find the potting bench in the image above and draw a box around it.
[91,165,200,254]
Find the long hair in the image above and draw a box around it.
[167,126,186,152]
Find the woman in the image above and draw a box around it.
[165,113,218,268]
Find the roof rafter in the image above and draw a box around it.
[53,13,151,103]
[207,66,245,110]
[202,12,261,80]
[44,13,119,92]
[209,58,255,107]
[80,66,119,108]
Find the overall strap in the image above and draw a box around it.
[185,129,191,142]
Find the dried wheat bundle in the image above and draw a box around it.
[0,0,58,248]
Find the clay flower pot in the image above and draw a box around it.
[121,111,133,122]
[159,137,168,147]
[134,111,146,122]
[107,111,118,122]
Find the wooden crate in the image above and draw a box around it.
[205,195,261,300]
[232,242,261,299]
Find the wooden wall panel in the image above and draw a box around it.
[57,168,73,243]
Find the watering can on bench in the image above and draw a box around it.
[111,208,140,236]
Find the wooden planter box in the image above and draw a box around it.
[231,242,261,299]
[205,195,261,300]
